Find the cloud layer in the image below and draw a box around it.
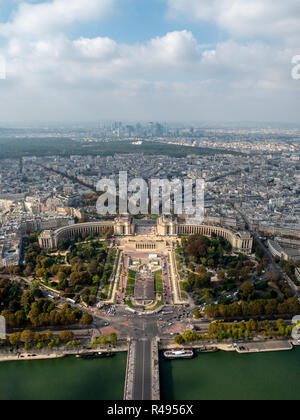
[0,0,299,123]
[167,0,300,43]
[0,0,115,36]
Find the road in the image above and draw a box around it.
[253,232,300,299]
[132,338,152,400]
[128,317,160,401]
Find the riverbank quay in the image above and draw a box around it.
[1,336,294,364]
[235,340,293,354]
[0,343,128,363]
[158,338,295,354]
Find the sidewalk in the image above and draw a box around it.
[0,344,128,364]
[159,339,294,354]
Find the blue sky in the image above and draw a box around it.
[68,0,224,45]
[0,0,224,44]
[0,0,299,123]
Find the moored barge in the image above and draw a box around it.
[76,352,115,359]
[163,349,194,360]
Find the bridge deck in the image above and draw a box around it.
[124,338,160,401]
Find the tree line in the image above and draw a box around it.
[204,296,300,319]
[0,277,93,329]
[175,319,294,344]
[1,330,78,352]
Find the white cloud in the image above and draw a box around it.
[0,0,114,37]
[167,0,300,43]
[65,34,296,91]
[74,37,118,59]
[0,1,299,123]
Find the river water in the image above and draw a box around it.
[1,348,300,400]
[160,347,300,400]
[0,353,127,400]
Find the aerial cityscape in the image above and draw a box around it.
[0,0,300,406]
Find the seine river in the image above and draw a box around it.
[0,353,127,400]
[160,347,300,400]
[1,348,300,400]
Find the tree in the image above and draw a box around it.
[227,269,239,282]
[20,330,33,344]
[69,272,80,286]
[34,332,44,343]
[241,282,255,300]
[255,246,264,261]
[36,268,48,281]
[207,259,214,268]
[196,265,207,275]
[48,340,55,350]
[59,331,74,342]
[265,300,278,316]
[21,290,35,307]
[14,310,26,327]
[57,271,67,282]
[181,282,190,293]
[109,333,117,346]
[9,332,21,346]
[217,270,226,281]
[182,330,198,343]
[181,237,187,246]
[175,335,184,345]
[186,236,210,259]
[82,313,93,325]
[45,331,53,341]
[79,271,91,285]
[23,265,33,277]
[193,310,200,319]
[28,302,40,326]
[239,266,251,282]
[92,275,100,285]
[73,309,83,321]
[57,238,71,251]
[100,336,108,345]
[36,342,44,350]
